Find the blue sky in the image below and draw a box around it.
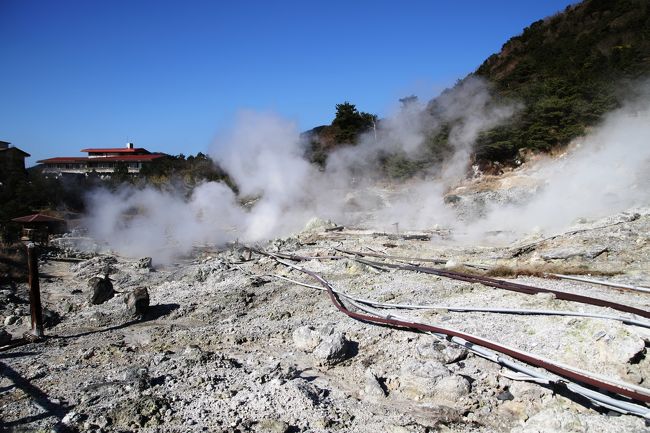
[1,0,576,166]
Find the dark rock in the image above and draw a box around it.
[497,389,514,401]
[0,329,12,345]
[125,287,149,316]
[88,276,114,305]
[136,257,152,269]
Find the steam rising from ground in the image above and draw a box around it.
[82,78,650,262]
[84,182,243,264]
[470,102,650,239]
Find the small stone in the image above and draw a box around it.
[125,287,149,316]
[444,260,459,269]
[183,345,204,361]
[497,389,514,401]
[81,348,95,360]
[4,315,19,326]
[364,369,387,399]
[136,257,153,269]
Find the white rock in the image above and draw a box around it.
[434,375,471,401]
[312,331,350,365]
[292,326,321,352]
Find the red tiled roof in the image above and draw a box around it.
[37,154,166,164]
[81,148,149,153]
[37,157,88,163]
[12,213,65,223]
[94,154,164,161]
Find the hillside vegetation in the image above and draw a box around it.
[308,0,650,174]
[473,0,650,161]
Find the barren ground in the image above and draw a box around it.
[1,177,650,433]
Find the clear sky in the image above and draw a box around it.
[1,0,576,166]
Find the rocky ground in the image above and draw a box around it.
[1,189,650,432]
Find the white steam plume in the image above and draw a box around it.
[80,78,519,261]
[81,78,649,263]
[467,100,650,240]
[210,111,321,240]
[83,182,243,263]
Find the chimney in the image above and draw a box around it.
[126,142,134,149]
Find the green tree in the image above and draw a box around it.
[332,102,376,144]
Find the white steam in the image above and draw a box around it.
[470,102,650,238]
[81,77,650,263]
[210,111,320,240]
[83,182,243,263]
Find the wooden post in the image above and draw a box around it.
[26,243,44,338]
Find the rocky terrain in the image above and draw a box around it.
[2,176,650,432]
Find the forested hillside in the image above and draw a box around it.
[473,0,650,161]
[307,0,650,173]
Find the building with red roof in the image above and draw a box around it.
[37,142,167,175]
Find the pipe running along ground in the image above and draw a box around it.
[249,248,650,407]
[267,271,650,416]
[333,249,650,320]
[266,274,650,329]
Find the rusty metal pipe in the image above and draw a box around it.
[252,248,650,405]
[348,256,650,320]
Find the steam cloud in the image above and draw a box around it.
[82,77,650,263]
